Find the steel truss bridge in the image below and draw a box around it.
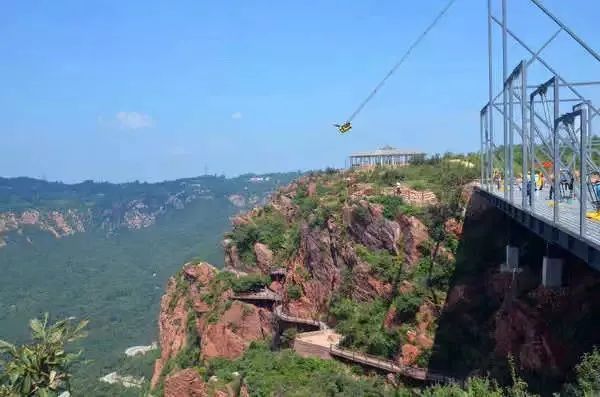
[478,0,600,271]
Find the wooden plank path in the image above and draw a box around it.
[231,290,458,383]
[329,345,457,384]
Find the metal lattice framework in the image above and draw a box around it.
[480,0,600,247]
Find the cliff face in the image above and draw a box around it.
[151,261,273,391]
[430,190,600,392]
[152,168,454,393]
[152,167,600,396]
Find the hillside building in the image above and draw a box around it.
[349,146,425,168]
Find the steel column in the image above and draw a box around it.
[581,108,588,236]
[480,108,486,187]
[508,75,515,204]
[502,0,508,199]
[488,0,494,191]
[553,78,560,224]
[521,63,528,209]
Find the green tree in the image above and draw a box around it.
[0,314,88,397]
[563,347,600,396]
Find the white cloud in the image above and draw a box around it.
[115,111,154,130]
[231,111,243,120]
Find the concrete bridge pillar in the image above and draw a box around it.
[542,256,563,288]
[500,245,519,272]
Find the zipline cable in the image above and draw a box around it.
[336,0,458,133]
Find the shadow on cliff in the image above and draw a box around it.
[428,190,600,395]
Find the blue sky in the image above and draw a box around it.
[1,0,599,182]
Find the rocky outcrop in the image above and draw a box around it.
[254,242,274,273]
[152,262,274,388]
[151,277,190,388]
[223,239,243,269]
[393,183,438,207]
[351,262,393,302]
[164,369,208,397]
[396,214,429,267]
[164,369,241,397]
[494,298,566,374]
[0,209,88,245]
[344,201,401,255]
[343,201,428,267]
[200,301,273,360]
[270,193,296,221]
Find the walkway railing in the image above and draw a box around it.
[273,305,328,330]
[234,291,455,384]
[329,345,457,384]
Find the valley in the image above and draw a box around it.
[0,173,299,396]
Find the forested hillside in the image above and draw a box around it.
[0,172,299,396]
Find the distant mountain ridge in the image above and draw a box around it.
[0,173,300,248]
[0,171,301,396]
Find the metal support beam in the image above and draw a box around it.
[525,28,562,68]
[529,0,600,63]
[491,16,600,120]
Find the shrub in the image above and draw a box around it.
[355,245,403,284]
[286,284,302,300]
[330,298,397,359]
[229,223,259,263]
[352,205,370,223]
[376,168,406,186]
[312,205,333,228]
[229,212,289,263]
[393,293,422,322]
[231,274,270,293]
[280,225,301,260]
[563,347,600,396]
[281,327,298,347]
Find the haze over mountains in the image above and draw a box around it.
[0,172,299,395]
